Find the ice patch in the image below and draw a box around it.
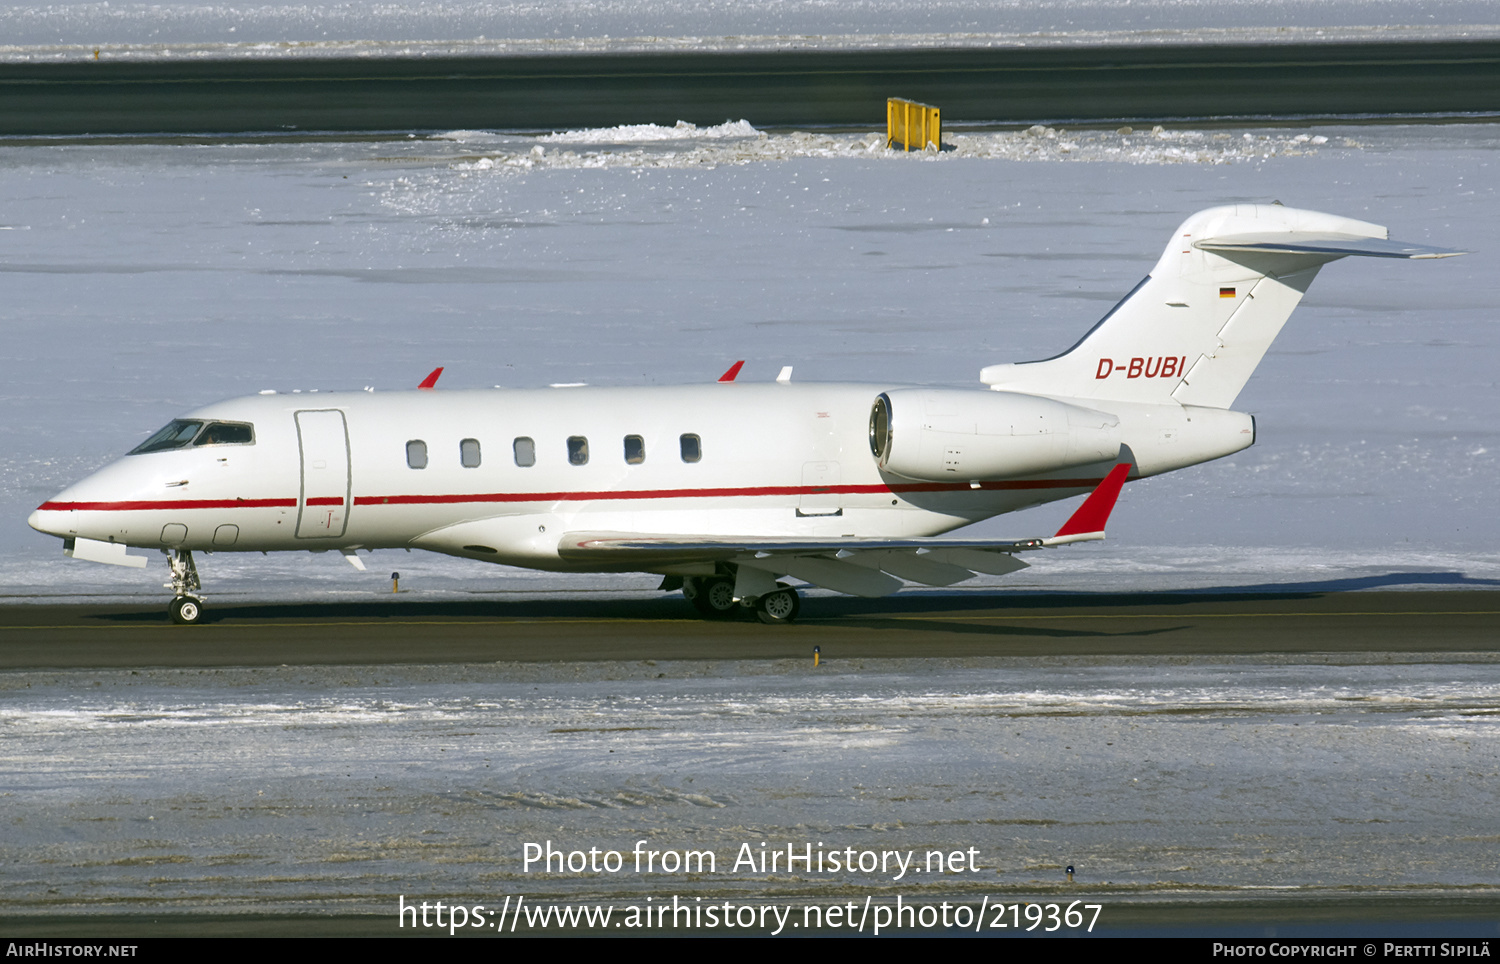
[429,129,495,143]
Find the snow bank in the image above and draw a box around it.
[452,123,1340,172]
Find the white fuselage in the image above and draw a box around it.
[30,382,1252,573]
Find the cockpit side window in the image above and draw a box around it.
[128,420,204,455]
[193,421,255,447]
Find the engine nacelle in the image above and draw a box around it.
[869,389,1121,481]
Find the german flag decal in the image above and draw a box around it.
[1220,286,1236,298]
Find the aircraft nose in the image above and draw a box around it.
[30,479,81,538]
[29,505,66,538]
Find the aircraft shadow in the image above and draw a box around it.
[85,569,1496,628]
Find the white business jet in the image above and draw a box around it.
[29,204,1461,624]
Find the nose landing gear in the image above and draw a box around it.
[164,548,204,625]
[170,595,203,625]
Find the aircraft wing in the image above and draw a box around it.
[559,463,1131,597]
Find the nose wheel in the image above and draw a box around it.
[164,548,205,625]
[170,595,204,625]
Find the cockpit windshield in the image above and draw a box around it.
[128,419,254,455]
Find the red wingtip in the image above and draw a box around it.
[1054,462,1132,538]
[718,360,745,383]
[418,366,444,390]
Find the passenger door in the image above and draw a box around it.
[295,409,351,539]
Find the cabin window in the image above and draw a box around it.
[406,440,428,469]
[513,437,535,467]
[460,438,481,468]
[624,435,645,464]
[567,436,589,466]
[680,433,702,463]
[128,420,204,455]
[193,421,255,447]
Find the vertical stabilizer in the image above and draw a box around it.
[980,204,1459,409]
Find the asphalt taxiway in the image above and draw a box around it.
[3,588,1497,668]
[4,40,1500,135]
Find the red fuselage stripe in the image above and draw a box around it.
[37,498,297,511]
[37,477,1104,513]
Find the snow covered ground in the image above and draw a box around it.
[0,0,1497,51]
[3,656,1497,915]
[3,119,1497,604]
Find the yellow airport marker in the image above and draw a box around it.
[886,98,941,151]
[1066,865,1075,883]
[391,571,400,593]
[813,645,820,667]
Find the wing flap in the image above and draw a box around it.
[838,549,978,587]
[920,547,1031,577]
[762,556,904,597]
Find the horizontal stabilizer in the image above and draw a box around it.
[1197,234,1465,260]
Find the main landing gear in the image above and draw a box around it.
[681,572,801,625]
[165,548,205,625]
[755,585,801,625]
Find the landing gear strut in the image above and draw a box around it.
[165,548,204,625]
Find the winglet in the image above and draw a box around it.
[718,360,745,383]
[1044,462,1132,545]
[418,367,443,390]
